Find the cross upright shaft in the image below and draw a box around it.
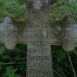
[25,0,53,77]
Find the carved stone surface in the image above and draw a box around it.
[1,15,77,51]
[61,16,77,51]
[0,16,17,50]
[24,0,53,77]
[0,15,77,77]
[27,33,53,77]
[0,0,77,77]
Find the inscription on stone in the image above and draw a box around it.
[0,0,77,77]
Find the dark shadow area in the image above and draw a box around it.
[0,43,27,77]
[51,45,77,77]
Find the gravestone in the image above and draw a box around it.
[25,0,53,77]
[0,0,77,77]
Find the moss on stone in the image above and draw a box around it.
[11,16,29,31]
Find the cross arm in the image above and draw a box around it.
[0,15,77,52]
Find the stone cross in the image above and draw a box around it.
[0,0,77,77]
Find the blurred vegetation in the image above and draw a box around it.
[51,0,77,21]
[0,0,77,77]
[0,0,77,22]
[0,0,26,22]
[0,44,27,77]
[52,45,77,77]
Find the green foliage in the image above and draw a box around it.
[0,44,26,77]
[0,44,5,55]
[3,66,21,77]
[0,0,26,22]
[51,0,77,21]
[0,0,77,22]
[0,1,6,22]
[52,45,77,77]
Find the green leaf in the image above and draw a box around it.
[0,45,5,55]
[4,66,20,77]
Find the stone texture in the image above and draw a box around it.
[0,1,77,77]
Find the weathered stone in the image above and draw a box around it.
[0,16,17,50]
[25,0,53,77]
[0,1,77,77]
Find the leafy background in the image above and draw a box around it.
[0,0,77,77]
